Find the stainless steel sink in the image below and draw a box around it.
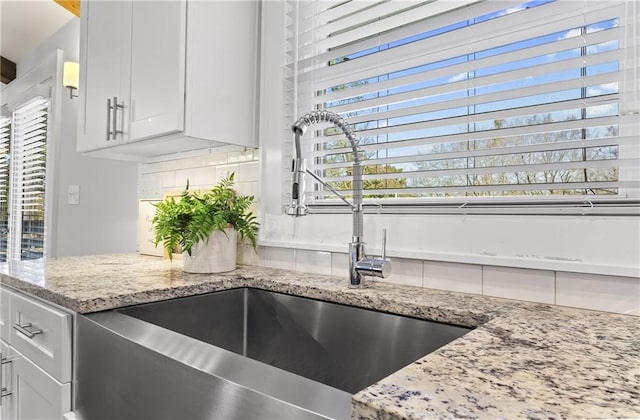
[75,288,472,420]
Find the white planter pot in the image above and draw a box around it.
[182,227,237,273]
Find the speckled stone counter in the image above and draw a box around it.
[1,254,638,419]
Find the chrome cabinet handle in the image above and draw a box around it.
[112,96,118,140]
[112,96,124,140]
[1,353,11,402]
[13,322,43,339]
[106,98,112,141]
[106,97,124,141]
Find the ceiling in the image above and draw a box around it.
[1,0,77,65]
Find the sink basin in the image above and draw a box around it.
[76,288,472,419]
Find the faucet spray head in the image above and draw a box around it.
[286,161,309,216]
[286,129,309,217]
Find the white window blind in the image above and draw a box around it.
[7,97,49,261]
[284,0,640,212]
[0,116,11,261]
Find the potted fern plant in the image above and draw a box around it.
[152,173,258,273]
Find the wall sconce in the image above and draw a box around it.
[63,61,79,99]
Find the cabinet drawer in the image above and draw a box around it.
[9,293,72,383]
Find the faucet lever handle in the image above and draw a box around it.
[353,229,391,280]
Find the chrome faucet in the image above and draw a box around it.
[287,110,391,288]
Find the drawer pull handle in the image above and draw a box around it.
[13,322,43,339]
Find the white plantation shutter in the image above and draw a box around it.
[285,0,640,212]
[0,117,11,261]
[7,97,49,261]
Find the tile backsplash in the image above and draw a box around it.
[140,151,640,317]
[139,149,259,200]
[482,266,555,304]
[247,245,639,317]
[423,261,483,295]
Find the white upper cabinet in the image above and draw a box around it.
[78,0,259,161]
[185,1,258,145]
[78,0,131,151]
[128,0,186,141]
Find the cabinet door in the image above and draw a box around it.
[9,349,71,420]
[186,0,259,147]
[128,0,186,142]
[78,0,131,152]
[1,341,12,420]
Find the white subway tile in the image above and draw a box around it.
[263,247,295,270]
[235,182,253,198]
[331,252,349,278]
[215,164,239,182]
[250,181,260,200]
[166,158,192,171]
[173,169,196,189]
[424,261,482,295]
[185,156,207,170]
[295,249,332,275]
[248,202,259,216]
[380,258,422,287]
[483,266,555,304]
[228,149,255,163]
[237,244,264,267]
[141,172,163,187]
[160,171,175,189]
[237,161,260,183]
[202,152,228,166]
[556,272,640,316]
[191,166,216,187]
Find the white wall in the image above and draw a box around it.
[15,19,139,257]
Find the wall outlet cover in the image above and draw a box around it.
[68,184,80,205]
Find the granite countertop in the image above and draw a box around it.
[1,254,638,419]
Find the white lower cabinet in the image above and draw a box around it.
[4,348,71,420]
[0,286,73,420]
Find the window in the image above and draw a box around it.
[285,0,639,213]
[0,97,50,262]
[0,117,10,261]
